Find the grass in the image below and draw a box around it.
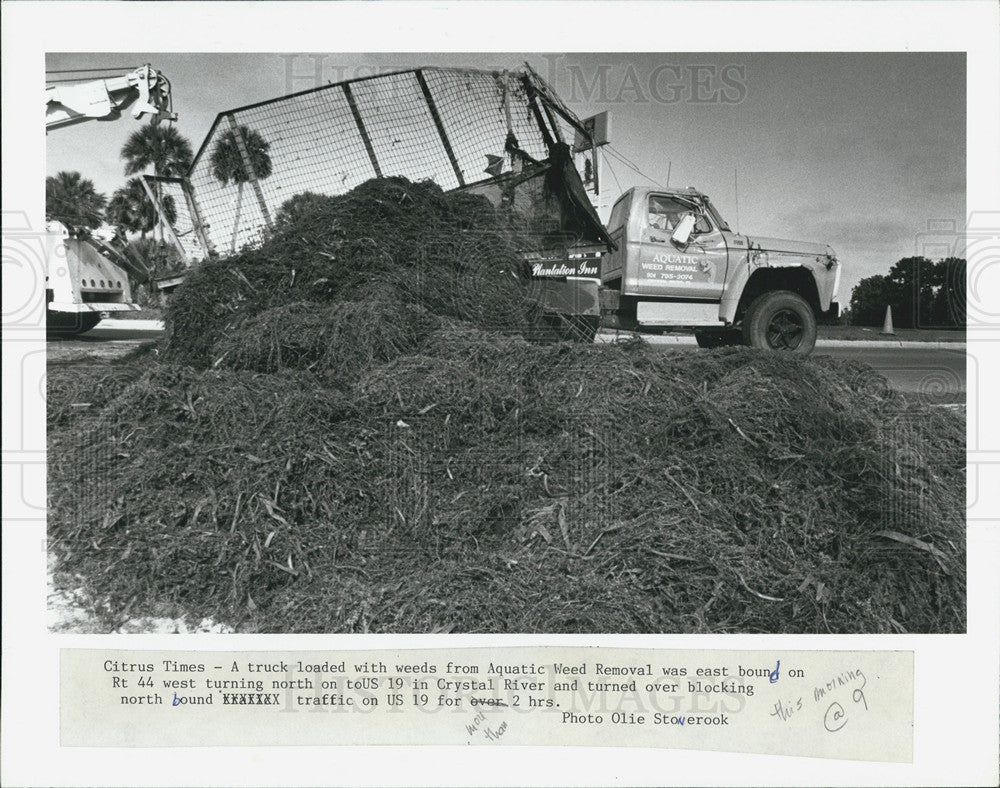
[819,325,965,342]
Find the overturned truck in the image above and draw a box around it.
[148,65,839,352]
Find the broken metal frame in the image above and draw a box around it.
[415,69,466,187]
[342,82,382,178]
[141,174,213,262]
[520,65,600,196]
[138,175,188,261]
[185,65,594,183]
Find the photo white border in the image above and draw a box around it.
[3,2,998,785]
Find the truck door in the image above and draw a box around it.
[631,194,729,300]
[600,190,631,285]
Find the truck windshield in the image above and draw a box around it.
[649,195,711,234]
[703,199,731,232]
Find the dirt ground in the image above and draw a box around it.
[48,554,232,634]
[47,338,156,363]
[47,340,230,633]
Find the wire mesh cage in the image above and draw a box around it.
[151,66,594,262]
[140,176,205,262]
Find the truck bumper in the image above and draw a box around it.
[48,301,141,313]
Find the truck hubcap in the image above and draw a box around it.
[766,309,804,350]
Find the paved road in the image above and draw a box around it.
[46,323,162,363]
[66,325,162,343]
[50,323,966,403]
[813,345,966,403]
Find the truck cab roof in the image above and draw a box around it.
[612,186,730,233]
[614,185,711,204]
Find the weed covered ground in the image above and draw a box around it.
[47,178,966,633]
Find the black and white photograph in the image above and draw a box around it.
[3,1,998,786]
[44,51,965,635]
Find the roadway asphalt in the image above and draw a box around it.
[642,343,966,404]
[50,322,967,404]
[54,325,160,343]
[813,345,966,403]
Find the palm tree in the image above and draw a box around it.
[105,177,175,238]
[209,125,273,252]
[45,171,107,234]
[106,178,179,292]
[120,123,193,242]
[105,189,141,236]
[120,123,194,177]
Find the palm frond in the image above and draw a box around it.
[120,123,194,177]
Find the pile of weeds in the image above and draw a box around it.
[48,335,965,633]
[47,177,966,634]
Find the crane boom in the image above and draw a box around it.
[46,64,176,132]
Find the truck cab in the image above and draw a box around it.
[599,186,840,353]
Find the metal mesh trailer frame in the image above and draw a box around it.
[146,66,600,265]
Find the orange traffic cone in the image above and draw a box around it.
[880,305,895,335]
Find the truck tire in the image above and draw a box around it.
[742,291,816,354]
[695,329,743,348]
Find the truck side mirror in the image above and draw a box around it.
[671,213,697,248]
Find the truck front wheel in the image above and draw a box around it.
[742,291,816,354]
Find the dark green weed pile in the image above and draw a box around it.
[163,178,539,372]
[47,179,966,633]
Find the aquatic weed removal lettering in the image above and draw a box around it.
[47,178,965,634]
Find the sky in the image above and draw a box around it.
[46,52,965,300]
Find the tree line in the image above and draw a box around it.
[46,122,967,330]
[848,256,965,329]
[46,121,273,302]
[46,124,195,300]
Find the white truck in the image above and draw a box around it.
[45,64,175,334]
[594,186,840,353]
[516,180,840,354]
